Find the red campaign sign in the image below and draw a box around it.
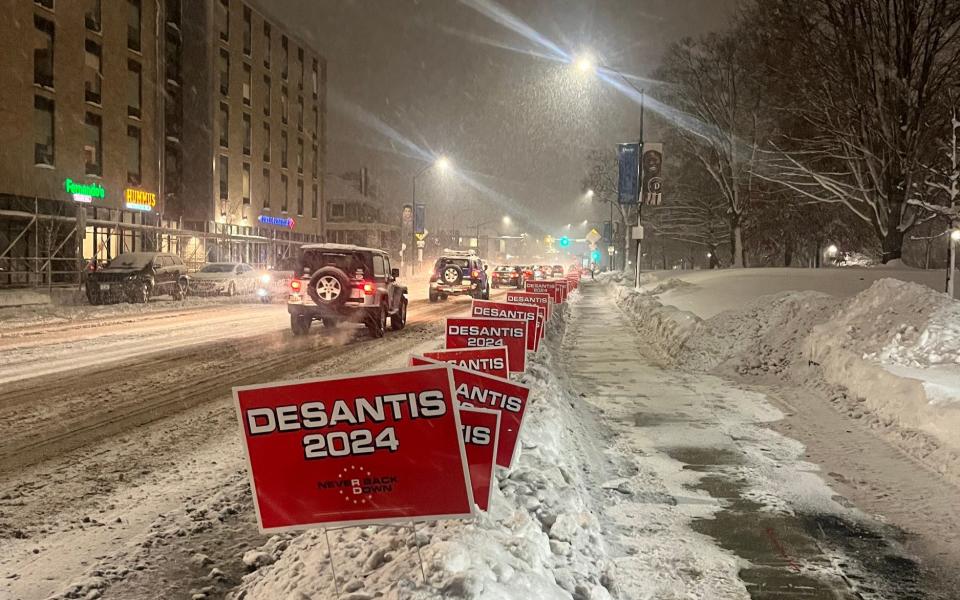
[566,274,579,291]
[525,280,564,304]
[410,346,509,379]
[506,290,552,323]
[458,406,500,512]
[446,317,527,373]
[234,365,473,532]
[557,279,569,302]
[415,357,531,468]
[470,299,540,352]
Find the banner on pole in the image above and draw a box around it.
[234,365,473,532]
[617,143,641,205]
[641,143,663,206]
[445,317,527,373]
[414,203,426,236]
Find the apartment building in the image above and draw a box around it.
[325,169,399,251]
[0,0,327,285]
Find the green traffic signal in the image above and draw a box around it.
[559,236,570,247]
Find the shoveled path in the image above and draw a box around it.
[558,283,939,599]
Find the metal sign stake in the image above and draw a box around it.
[410,520,428,584]
[324,528,343,599]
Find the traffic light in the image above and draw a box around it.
[591,249,601,263]
[559,236,570,248]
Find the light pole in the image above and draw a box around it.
[949,229,960,297]
[411,156,450,274]
[574,52,646,288]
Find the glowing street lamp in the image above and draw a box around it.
[502,215,512,226]
[826,244,839,257]
[951,230,960,242]
[574,54,595,74]
[586,189,595,198]
[436,155,451,171]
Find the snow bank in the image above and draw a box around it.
[230,302,619,600]
[601,273,960,479]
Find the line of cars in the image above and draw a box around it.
[84,251,291,305]
[490,263,565,289]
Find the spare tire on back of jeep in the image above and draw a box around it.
[307,266,351,306]
[440,263,463,286]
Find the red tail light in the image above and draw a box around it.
[290,279,302,292]
[362,282,375,295]
[471,269,480,279]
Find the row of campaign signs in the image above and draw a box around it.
[234,274,581,533]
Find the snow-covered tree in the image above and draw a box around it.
[751,0,960,263]
[655,32,765,267]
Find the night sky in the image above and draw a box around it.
[254,0,737,236]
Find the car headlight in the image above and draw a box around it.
[260,274,271,284]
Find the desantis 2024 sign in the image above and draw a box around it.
[445,317,527,373]
[234,365,473,532]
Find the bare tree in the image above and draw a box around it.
[656,32,765,267]
[752,0,960,263]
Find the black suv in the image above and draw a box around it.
[86,252,189,305]
[429,252,490,302]
[287,244,408,337]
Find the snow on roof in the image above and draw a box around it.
[299,243,385,253]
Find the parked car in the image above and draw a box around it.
[492,265,525,289]
[190,262,259,296]
[85,252,188,305]
[429,251,490,302]
[287,244,408,337]
[551,264,565,278]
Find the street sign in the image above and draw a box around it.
[415,229,428,242]
[471,299,541,352]
[586,228,601,244]
[505,291,552,322]
[617,143,641,205]
[414,346,509,379]
[233,365,474,532]
[445,317,527,373]
[458,406,500,512]
[415,357,531,469]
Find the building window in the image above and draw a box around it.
[312,105,319,138]
[242,5,252,55]
[127,125,141,185]
[219,49,229,96]
[262,122,271,162]
[242,63,251,105]
[166,83,182,140]
[312,143,318,178]
[219,155,229,201]
[165,28,181,83]
[219,103,229,147]
[34,16,55,89]
[312,183,318,218]
[331,203,344,218]
[281,35,288,79]
[35,0,54,8]
[280,173,288,212]
[296,179,304,216]
[127,61,142,118]
[262,168,271,208]
[217,0,229,42]
[263,22,271,69]
[84,112,102,176]
[242,113,251,155]
[297,95,303,131]
[33,96,55,167]
[128,0,141,52]
[242,162,251,205]
[296,138,303,174]
[312,59,318,98]
[297,47,304,90]
[280,86,288,124]
[280,130,287,168]
[263,75,271,116]
[165,0,181,28]
[84,40,102,105]
[86,0,101,32]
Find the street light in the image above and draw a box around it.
[411,155,453,274]
[574,50,646,288]
[581,220,589,226]
[502,215,512,226]
[586,189,595,198]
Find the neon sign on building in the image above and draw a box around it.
[64,179,105,204]
[125,188,157,212]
